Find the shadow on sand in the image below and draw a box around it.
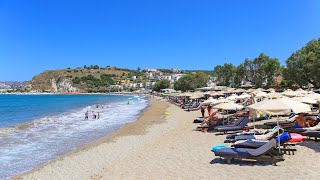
[297,140,320,153]
[210,158,274,166]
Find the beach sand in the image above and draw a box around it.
[16,97,320,180]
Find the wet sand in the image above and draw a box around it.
[15,97,320,180]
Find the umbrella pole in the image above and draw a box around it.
[227,110,229,124]
[277,115,281,154]
[253,117,255,135]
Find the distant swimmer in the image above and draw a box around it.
[92,111,97,119]
[96,104,99,108]
[127,99,130,105]
[85,111,89,120]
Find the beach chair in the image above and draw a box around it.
[193,116,208,123]
[196,118,224,131]
[215,118,251,133]
[214,118,245,130]
[214,139,284,165]
[234,127,283,141]
[225,130,268,141]
[232,132,296,155]
[302,131,320,142]
[264,116,296,129]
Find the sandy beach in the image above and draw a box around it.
[15,97,320,180]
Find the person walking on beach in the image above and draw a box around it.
[85,111,89,120]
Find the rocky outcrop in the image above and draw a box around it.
[54,79,78,92]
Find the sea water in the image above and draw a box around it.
[0,94,148,179]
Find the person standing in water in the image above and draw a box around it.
[85,111,89,120]
[98,112,100,119]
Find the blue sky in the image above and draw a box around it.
[1,0,320,81]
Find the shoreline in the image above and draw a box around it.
[14,97,320,180]
[14,96,169,179]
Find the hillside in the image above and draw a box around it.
[23,66,134,93]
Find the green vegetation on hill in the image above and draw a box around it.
[25,65,131,92]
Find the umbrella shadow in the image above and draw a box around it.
[210,158,273,166]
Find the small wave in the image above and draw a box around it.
[0,96,149,179]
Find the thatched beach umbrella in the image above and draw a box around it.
[202,97,217,105]
[215,98,231,104]
[214,102,244,123]
[226,94,239,101]
[189,93,204,99]
[306,91,320,100]
[282,89,296,97]
[236,93,251,100]
[266,88,275,92]
[248,98,312,152]
[267,92,283,99]
[254,91,268,98]
[214,102,244,110]
[291,96,317,104]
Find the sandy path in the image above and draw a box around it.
[16,98,320,180]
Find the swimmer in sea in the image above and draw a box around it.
[85,111,89,120]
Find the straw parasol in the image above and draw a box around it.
[248,98,311,115]
[213,102,244,123]
[213,102,244,110]
[189,92,204,99]
[291,96,317,104]
[236,93,251,99]
[202,97,217,105]
[254,91,268,98]
[267,92,283,99]
[248,98,311,152]
[282,89,296,97]
[226,94,239,101]
[306,91,320,100]
[266,88,275,92]
[211,91,224,96]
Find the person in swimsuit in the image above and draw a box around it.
[293,113,307,128]
[85,111,89,120]
[207,105,212,116]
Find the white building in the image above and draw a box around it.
[161,75,172,81]
[171,74,186,81]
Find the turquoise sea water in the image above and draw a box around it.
[0,94,148,179]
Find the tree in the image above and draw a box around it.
[152,80,170,92]
[93,65,100,69]
[213,63,236,87]
[174,72,209,92]
[284,38,320,88]
[234,64,246,88]
[250,53,280,88]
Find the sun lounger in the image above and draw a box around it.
[234,128,283,141]
[302,131,320,142]
[214,118,245,130]
[193,117,207,123]
[196,118,224,131]
[215,118,251,133]
[214,139,284,165]
[225,130,267,140]
[232,132,296,155]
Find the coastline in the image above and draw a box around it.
[14,97,320,180]
[14,96,168,179]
